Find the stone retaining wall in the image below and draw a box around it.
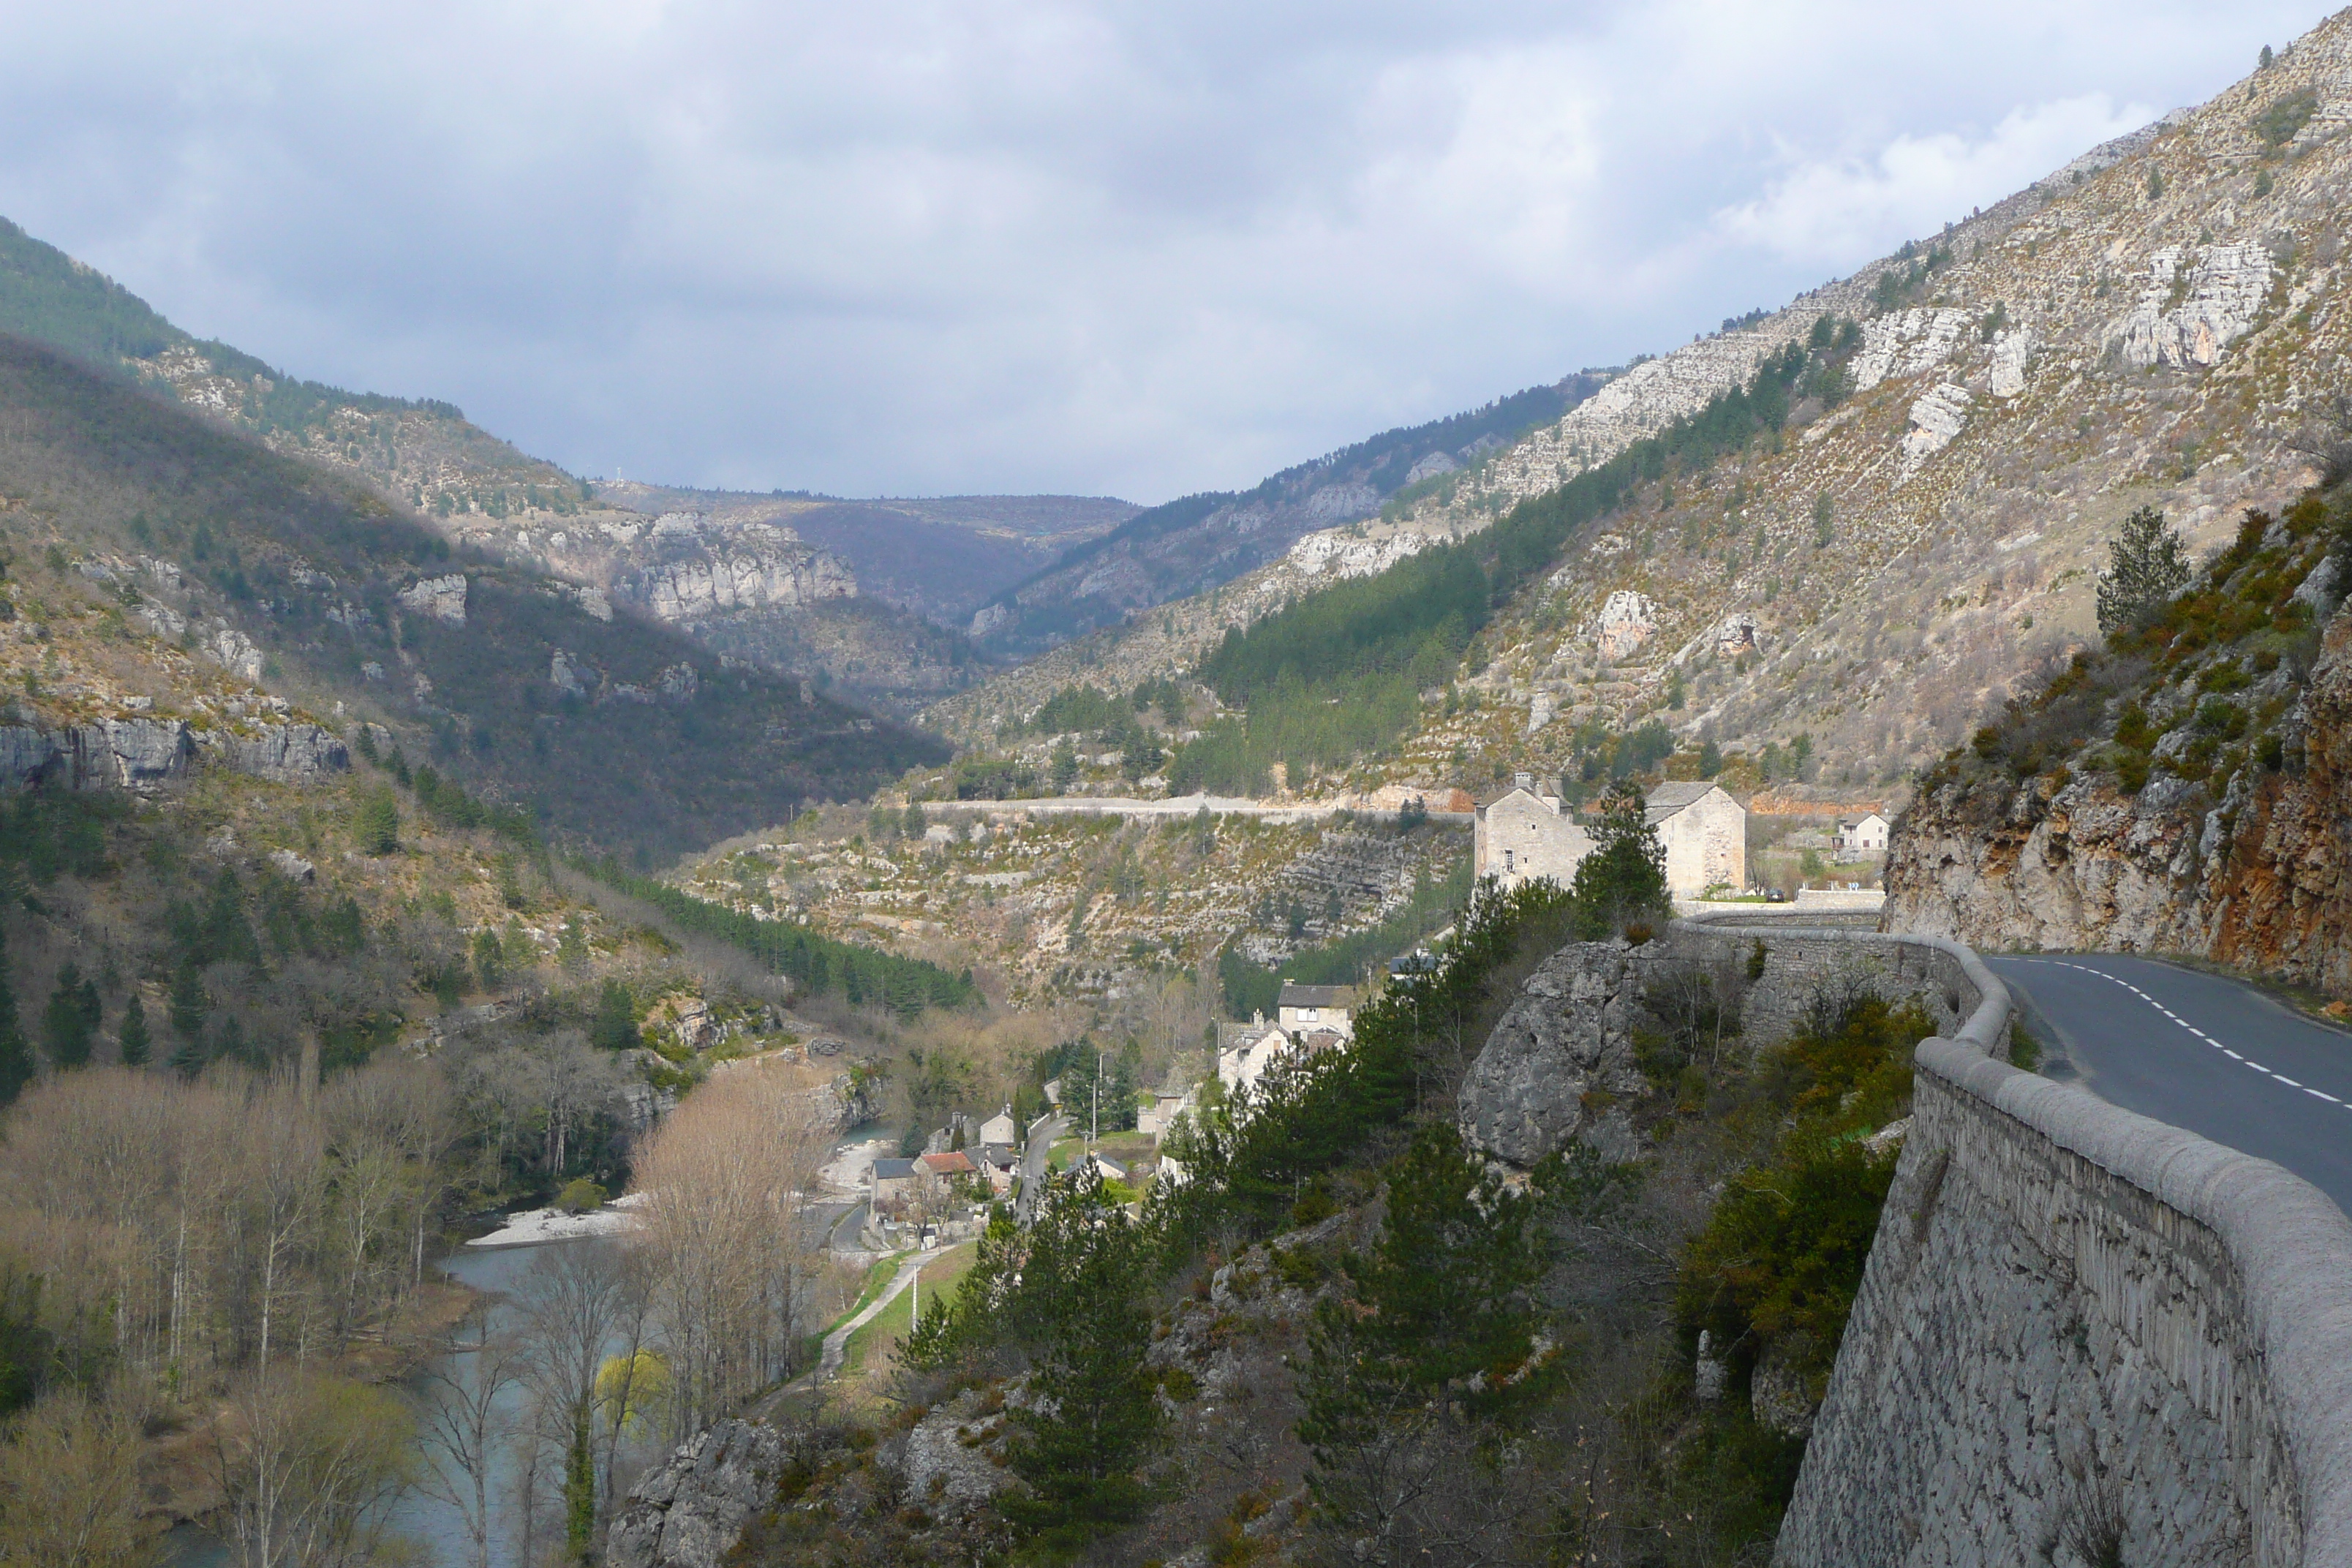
[1776,934,2352,1567]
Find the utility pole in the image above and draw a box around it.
[1091,1049,1102,1150]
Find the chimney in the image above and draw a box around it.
[1514,771,1533,791]
[1251,1009,1264,1026]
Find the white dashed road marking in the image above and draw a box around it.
[2008,957,2352,1112]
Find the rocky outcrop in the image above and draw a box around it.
[1885,605,2352,996]
[1595,590,1657,660]
[0,719,194,789]
[0,717,349,791]
[605,1420,794,1568]
[1456,943,1649,1166]
[900,1393,1015,1518]
[1459,924,1986,1166]
[622,521,856,622]
[397,573,469,625]
[209,723,350,782]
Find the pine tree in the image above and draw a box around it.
[2097,505,2193,634]
[471,927,504,993]
[354,788,400,856]
[40,961,97,1070]
[995,1171,1164,1549]
[167,961,208,1041]
[556,914,590,975]
[0,934,31,1107]
[117,994,151,1068]
[1567,783,1669,939]
[168,1028,208,1079]
[1297,1125,1553,1541]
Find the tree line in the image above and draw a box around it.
[589,861,979,1016]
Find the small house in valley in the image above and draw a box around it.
[1276,981,1354,1041]
[1644,782,1746,897]
[1833,813,1891,860]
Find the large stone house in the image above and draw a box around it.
[1473,774,1746,898]
[1646,781,1746,896]
[1473,774,1597,891]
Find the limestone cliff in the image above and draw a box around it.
[1885,493,2352,997]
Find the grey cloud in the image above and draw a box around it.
[0,1,2320,500]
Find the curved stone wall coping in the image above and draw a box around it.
[1914,1036,2352,1563]
[1669,911,2013,1052]
[1700,907,2352,1563]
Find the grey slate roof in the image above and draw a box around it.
[1278,981,1352,1009]
[1645,780,1719,823]
[871,1158,918,1181]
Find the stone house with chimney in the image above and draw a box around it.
[1474,773,1597,891]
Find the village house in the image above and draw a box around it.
[870,1158,919,1214]
[976,1142,1019,1195]
[1645,781,1747,896]
[1277,981,1354,1041]
[1473,773,1595,890]
[1217,1013,1289,1096]
[977,1104,1018,1147]
[918,1150,978,1200]
[1833,813,1891,862]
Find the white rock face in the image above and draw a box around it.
[1849,307,1972,393]
[1714,612,1761,657]
[2106,244,2274,369]
[201,625,264,681]
[550,649,587,696]
[399,573,469,625]
[1899,382,1973,477]
[631,535,854,622]
[1986,327,2034,398]
[1284,524,1436,584]
[1300,480,1379,524]
[1488,324,1809,500]
[1597,590,1658,660]
[1404,451,1459,483]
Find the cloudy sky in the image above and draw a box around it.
[0,2,2319,503]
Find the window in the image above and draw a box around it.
[1298,1007,1319,1022]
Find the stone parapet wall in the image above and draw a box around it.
[1777,935,2352,1567]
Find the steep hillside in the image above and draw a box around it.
[937,17,2352,810]
[965,377,1607,658]
[0,332,941,856]
[0,219,1019,710]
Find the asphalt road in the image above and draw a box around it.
[1989,954,2352,1215]
[1017,1112,1068,1221]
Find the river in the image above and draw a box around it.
[168,1123,895,1567]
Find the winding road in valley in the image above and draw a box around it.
[1988,954,2352,1215]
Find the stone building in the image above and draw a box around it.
[1276,981,1354,1040]
[1474,774,1597,891]
[1646,781,1746,896]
